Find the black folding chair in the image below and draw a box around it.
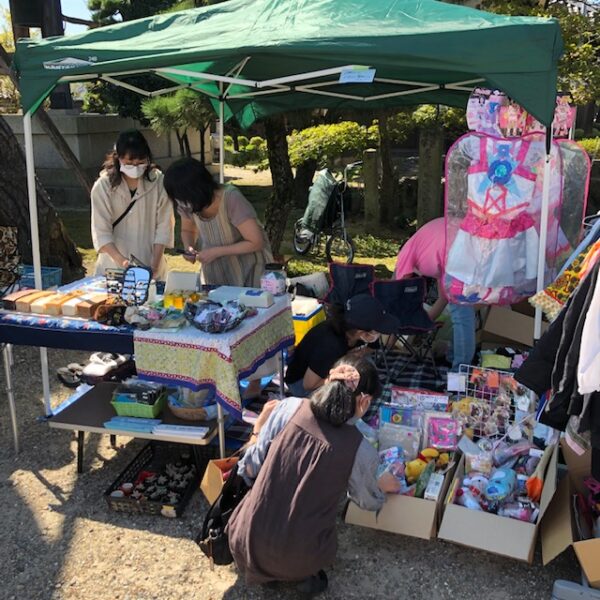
[323,262,375,305]
[373,278,440,381]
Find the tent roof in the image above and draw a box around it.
[13,0,563,126]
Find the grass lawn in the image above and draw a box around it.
[59,170,406,278]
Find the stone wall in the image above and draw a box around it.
[6,111,212,207]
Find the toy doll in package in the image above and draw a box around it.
[390,387,449,413]
[378,422,421,461]
[427,414,459,451]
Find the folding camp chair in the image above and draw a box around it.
[373,278,440,381]
[323,262,375,306]
[0,227,20,297]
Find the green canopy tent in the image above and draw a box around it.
[11,0,563,454]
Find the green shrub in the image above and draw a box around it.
[578,138,600,159]
[249,136,264,147]
[237,135,249,149]
[223,135,234,148]
[230,151,248,167]
[288,121,375,168]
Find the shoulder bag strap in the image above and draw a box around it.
[112,197,138,230]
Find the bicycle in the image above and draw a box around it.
[293,161,362,264]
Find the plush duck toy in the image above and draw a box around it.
[405,448,449,483]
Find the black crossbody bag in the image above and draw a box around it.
[195,463,249,566]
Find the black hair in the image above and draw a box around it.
[163,157,220,215]
[327,303,351,336]
[103,129,154,188]
[310,355,382,427]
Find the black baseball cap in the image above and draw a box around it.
[345,294,401,334]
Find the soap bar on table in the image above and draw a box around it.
[2,289,40,311]
[15,291,55,312]
[76,293,109,319]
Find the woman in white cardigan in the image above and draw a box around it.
[91,129,174,280]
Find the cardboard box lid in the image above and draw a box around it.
[542,439,598,572]
[482,306,548,348]
[560,438,592,497]
[199,457,238,506]
[573,539,600,588]
[541,475,575,565]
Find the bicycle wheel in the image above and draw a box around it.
[326,230,355,263]
[294,224,315,256]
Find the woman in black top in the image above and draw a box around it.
[285,294,401,397]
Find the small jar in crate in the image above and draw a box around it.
[260,263,287,296]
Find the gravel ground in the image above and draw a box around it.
[0,345,582,600]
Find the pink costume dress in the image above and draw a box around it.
[446,135,542,303]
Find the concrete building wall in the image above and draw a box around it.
[6,111,212,207]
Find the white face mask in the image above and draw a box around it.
[119,161,147,179]
[360,331,380,344]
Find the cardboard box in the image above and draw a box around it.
[344,461,456,540]
[438,445,558,563]
[482,306,548,349]
[542,440,600,587]
[200,457,239,506]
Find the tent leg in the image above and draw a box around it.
[4,343,19,453]
[24,112,52,416]
[219,93,225,185]
[217,403,226,458]
[216,92,227,458]
[534,152,552,341]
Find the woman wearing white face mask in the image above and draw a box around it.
[91,129,174,280]
[285,294,401,397]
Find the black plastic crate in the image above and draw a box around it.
[104,441,213,517]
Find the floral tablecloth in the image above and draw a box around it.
[134,295,294,416]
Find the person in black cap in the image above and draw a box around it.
[285,293,401,397]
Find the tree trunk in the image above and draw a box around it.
[0,116,84,283]
[182,131,192,158]
[175,130,185,156]
[378,111,396,223]
[263,115,295,255]
[293,158,317,209]
[0,43,93,195]
[417,125,444,227]
[199,126,207,165]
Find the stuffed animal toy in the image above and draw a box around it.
[406,448,442,483]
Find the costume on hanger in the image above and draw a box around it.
[445,134,550,304]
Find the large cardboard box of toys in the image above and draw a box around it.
[438,443,558,563]
[541,440,600,587]
[345,388,459,540]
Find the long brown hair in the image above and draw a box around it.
[102,129,154,188]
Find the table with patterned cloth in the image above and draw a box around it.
[134,295,294,417]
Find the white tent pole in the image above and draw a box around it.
[219,89,225,185]
[217,88,226,458]
[23,112,52,416]
[534,150,552,341]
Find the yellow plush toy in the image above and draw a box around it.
[406,448,442,483]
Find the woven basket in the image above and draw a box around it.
[168,403,207,421]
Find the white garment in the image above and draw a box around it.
[91,169,174,280]
[446,227,539,288]
[577,272,600,394]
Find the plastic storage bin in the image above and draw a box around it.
[18,265,62,289]
[292,304,325,345]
